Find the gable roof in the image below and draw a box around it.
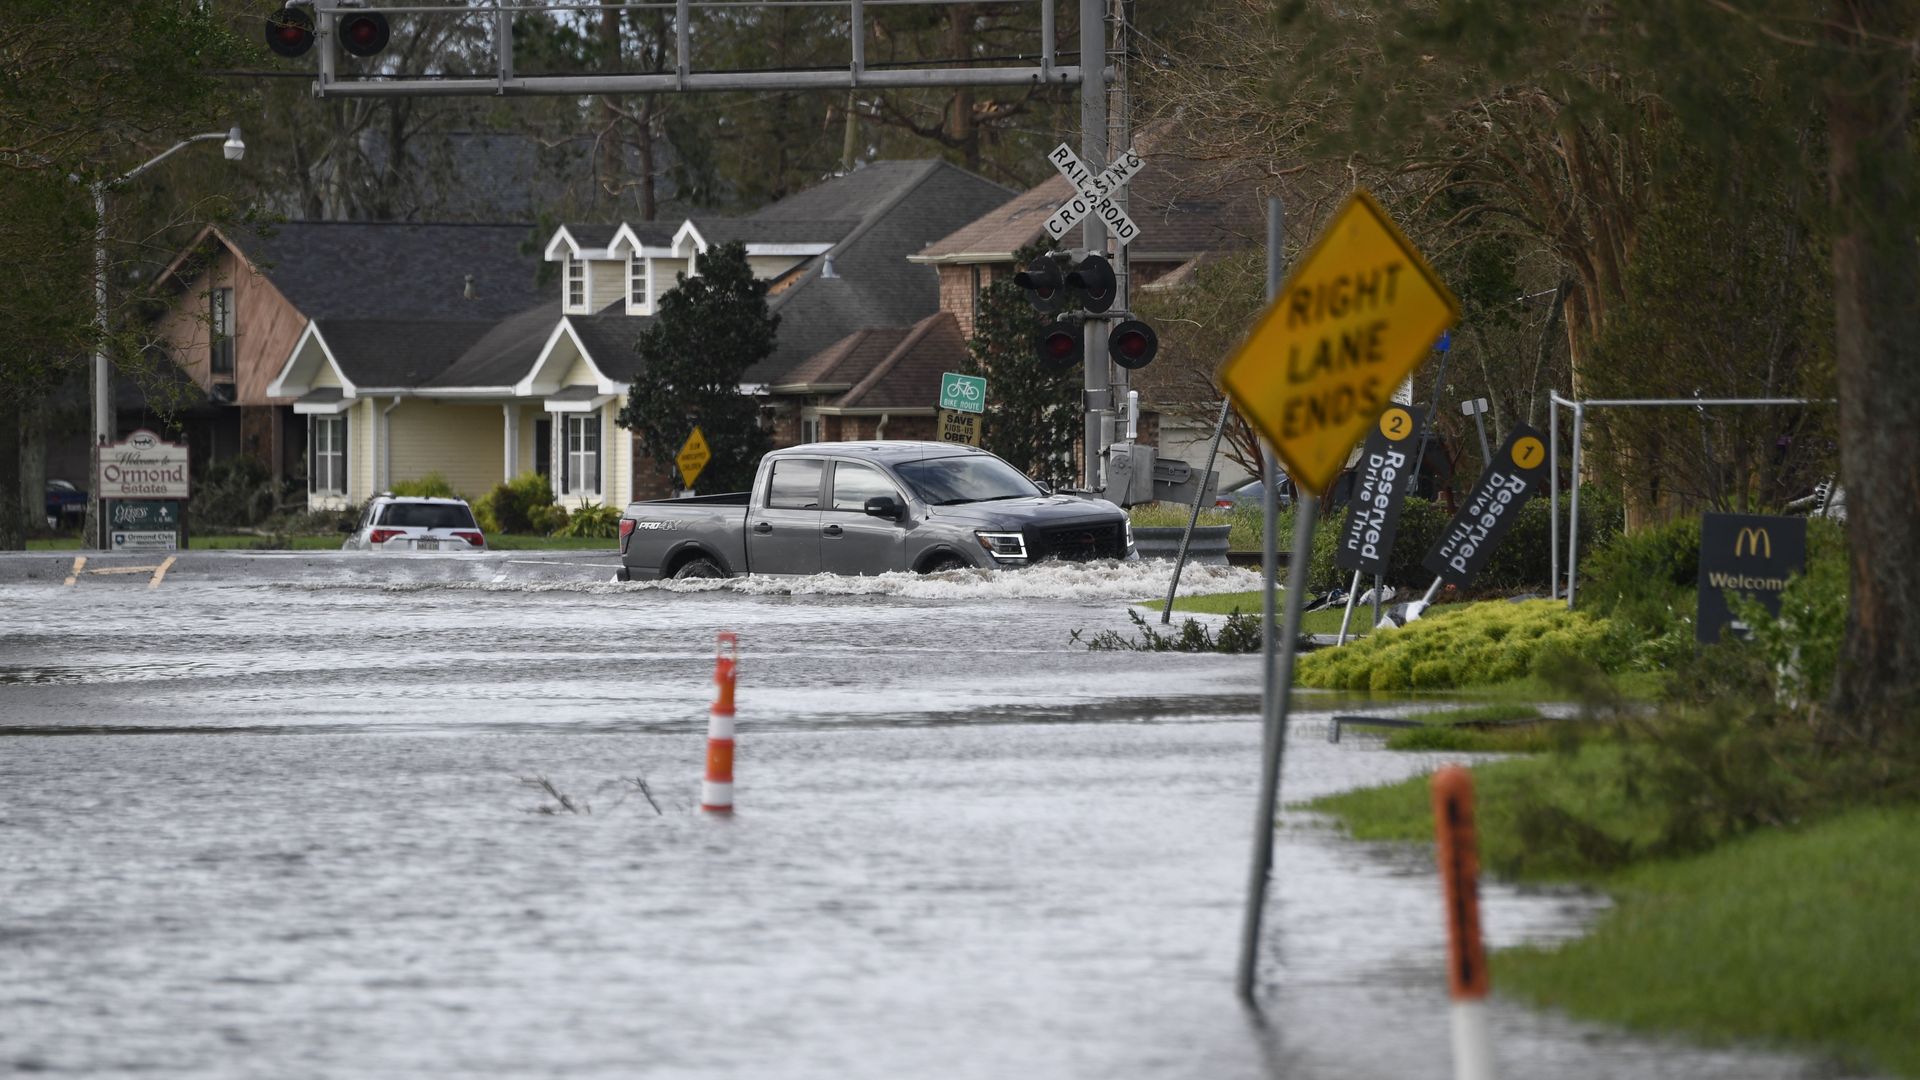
[772,311,964,413]
[749,160,1017,384]
[423,300,564,389]
[201,221,545,323]
[319,319,499,389]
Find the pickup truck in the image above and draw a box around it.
[615,441,1134,580]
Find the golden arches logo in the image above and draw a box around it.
[1734,527,1772,559]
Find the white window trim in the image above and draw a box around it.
[313,414,347,495]
[564,413,601,497]
[564,257,587,314]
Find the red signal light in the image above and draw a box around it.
[340,12,391,57]
[1108,319,1159,369]
[265,5,315,58]
[1039,326,1083,372]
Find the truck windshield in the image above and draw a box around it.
[892,455,1043,506]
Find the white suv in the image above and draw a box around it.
[342,496,488,552]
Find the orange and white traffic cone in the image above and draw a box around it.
[1433,765,1495,1080]
[701,632,739,813]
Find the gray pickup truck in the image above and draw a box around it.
[615,441,1134,580]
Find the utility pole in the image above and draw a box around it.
[1079,0,1110,490]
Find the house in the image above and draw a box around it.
[150,221,546,491]
[154,160,1017,512]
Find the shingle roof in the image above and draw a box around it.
[567,311,654,383]
[422,301,561,389]
[320,319,498,388]
[749,161,1017,384]
[687,217,857,246]
[230,222,544,322]
[773,311,965,412]
[558,224,622,251]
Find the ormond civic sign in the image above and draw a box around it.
[98,429,190,499]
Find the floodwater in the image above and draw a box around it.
[0,553,1853,1078]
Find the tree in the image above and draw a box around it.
[0,0,247,549]
[963,242,1081,489]
[617,241,776,493]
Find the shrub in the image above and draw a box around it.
[475,471,555,534]
[1295,599,1633,691]
[555,502,621,539]
[1580,515,1702,636]
[390,472,461,499]
[189,455,290,527]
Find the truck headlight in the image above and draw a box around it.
[975,531,1028,560]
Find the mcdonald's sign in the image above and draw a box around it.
[1698,512,1807,644]
[1733,526,1772,559]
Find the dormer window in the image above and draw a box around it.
[564,257,586,312]
[627,256,646,314]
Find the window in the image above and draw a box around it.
[210,287,235,377]
[830,462,897,511]
[627,257,645,312]
[765,459,823,509]
[564,257,586,311]
[565,414,600,495]
[310,414,346,495]
[801,414,822,444]
[378,502,478,529]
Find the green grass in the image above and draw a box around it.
[1338,703,1558,752]
[1503,808,1920,1076]
[1307,754,1920,1075]
[25,534,613,551]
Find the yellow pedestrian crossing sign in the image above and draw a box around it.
[676,427,711,488]
[1218,189,1459,495]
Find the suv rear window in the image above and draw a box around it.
[377,502,477,529]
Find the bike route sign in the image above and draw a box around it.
[939,372,986,414]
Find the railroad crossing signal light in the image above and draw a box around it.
[265,5,315,57]
[1065,253,1116,313]
[1038,323,1083,373]
[1013,254,1068,314]
[1109,319,1159,369]
[339,10,392,57]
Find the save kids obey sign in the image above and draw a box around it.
[1422,424,1549,586]
[1336,405,1423,576]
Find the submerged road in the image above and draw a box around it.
[0,554,1854,1078]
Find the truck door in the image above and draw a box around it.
[821,460,912,575]
[747,456,824,574]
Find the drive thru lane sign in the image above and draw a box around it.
[1217,189,1460,495]
[677,427,711,488]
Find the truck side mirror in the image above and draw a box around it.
[864,495,903,520]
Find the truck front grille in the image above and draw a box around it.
[1025,520,1127,562]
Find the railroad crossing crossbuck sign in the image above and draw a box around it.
[1042,143,1145,247]
[1218,189,1461,495]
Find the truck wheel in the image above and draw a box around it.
[673,557,725,580]
[920,554,968,574]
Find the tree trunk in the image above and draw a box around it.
[0,393,23,550]
[19,395,47,534]
[1826,0,1920,739]
[599,3,624,213]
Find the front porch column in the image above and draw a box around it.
[503,403,519,481]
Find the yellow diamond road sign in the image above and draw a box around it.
[676,427,711,488]
[1218,189,1460,496]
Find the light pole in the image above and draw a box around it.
[86,127,245,549]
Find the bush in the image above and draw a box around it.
[390,472,461,499]
[475,471,555,534]
[1295,599,1634,691]
[528,503,570,535]
[554,502,620,539]
[189,456,291,527]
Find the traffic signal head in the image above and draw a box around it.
[1109,320,1159,369]
[1013,255,1067,313]
[265,5,315,58]
[1064,253,1116,313]
[339,10,391,57]
[1038,323,1084,373]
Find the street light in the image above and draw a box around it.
[86,127,245,548]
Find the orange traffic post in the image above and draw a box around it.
[701,632,739,813]
[1432,766,1495,1080]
